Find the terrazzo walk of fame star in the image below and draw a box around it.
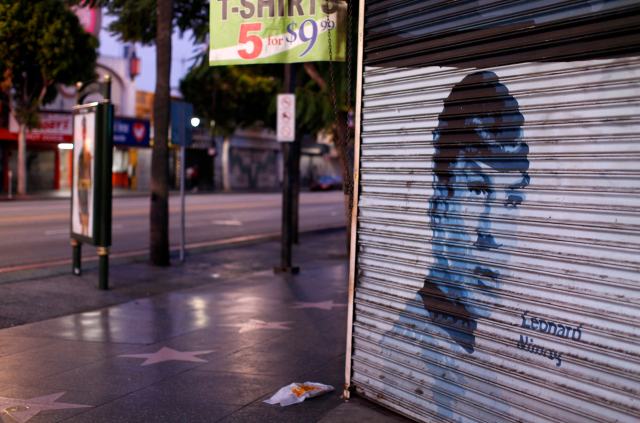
[291,300,347,310]
[118,346,215,366]
[223,319,292,333]
[0,392,90,423]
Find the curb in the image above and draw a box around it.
[0,189,324,202]
[0,225,346,284]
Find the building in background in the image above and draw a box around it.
[0,3,342,195]
[207,128,341,193]
[0,5,149,194]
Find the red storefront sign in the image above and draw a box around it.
[8,112,73,143]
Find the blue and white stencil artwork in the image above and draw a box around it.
[356,48,640,423]
[419,71,530,353]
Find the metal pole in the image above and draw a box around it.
[179,145,186,262]
[275,63,299,274]
[292,138,300,244]
[95,76,113,290]
[280,142,290,269]
[71,239,82,275]
[7,170,12,199]
[277,141,298,273]
[101,75,112,101]
[98,246,109,290]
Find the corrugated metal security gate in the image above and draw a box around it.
[345,1,640,422]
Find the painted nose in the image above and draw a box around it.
[474,232,502,250]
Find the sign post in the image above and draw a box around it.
[70,76,114,290]
[7,170,11,200]
[277,92,300,246]
[274,70,299,274]
[170,101,194,262]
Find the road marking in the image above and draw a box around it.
[0,193,342,225]
[0,202,273,225]
[211,220,243,226]
[44,228,70,236]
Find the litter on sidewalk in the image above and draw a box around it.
[264,382,335,407]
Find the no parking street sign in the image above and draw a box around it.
[277,94,295,142]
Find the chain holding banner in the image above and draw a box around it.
[209,0,346,66]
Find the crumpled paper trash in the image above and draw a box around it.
[264,382,335,406]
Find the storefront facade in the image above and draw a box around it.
[0,112,150,194]
[218,129,281,191]
[346,1,640,422]
[1,111,74,193]
[112,116,151,189]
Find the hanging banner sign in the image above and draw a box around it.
[209,0,347,66]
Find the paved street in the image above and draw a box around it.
[0,191,345,271]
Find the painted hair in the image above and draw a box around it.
[433,71,529,195]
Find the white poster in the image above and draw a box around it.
[71,109,96,239]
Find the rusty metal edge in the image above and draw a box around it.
[344,0,367,401]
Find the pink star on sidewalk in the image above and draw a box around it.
[118,346,214,366]
[0,392,90,423]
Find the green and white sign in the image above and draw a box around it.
[210,0,346,66]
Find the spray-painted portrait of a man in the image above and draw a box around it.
[420,71,530,353]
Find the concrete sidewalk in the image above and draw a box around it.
[0,229,409,422]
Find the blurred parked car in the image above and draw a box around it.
[309,175,342,191]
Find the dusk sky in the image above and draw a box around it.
[98,11,205,95]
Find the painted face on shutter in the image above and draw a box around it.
[420,71,529,354]
[438,159,528,289]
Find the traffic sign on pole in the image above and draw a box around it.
[274,65,299,274]
[277,94,295,142]
[170,101,194,147]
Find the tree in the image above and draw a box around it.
[97,0,207,265]
[180,62,280,190]
[181,63,280,136]
[149,0,172,266]
[0,0,98,195]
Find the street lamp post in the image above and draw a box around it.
[179,116,200,262]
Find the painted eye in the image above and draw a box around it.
[468,187,489,195]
